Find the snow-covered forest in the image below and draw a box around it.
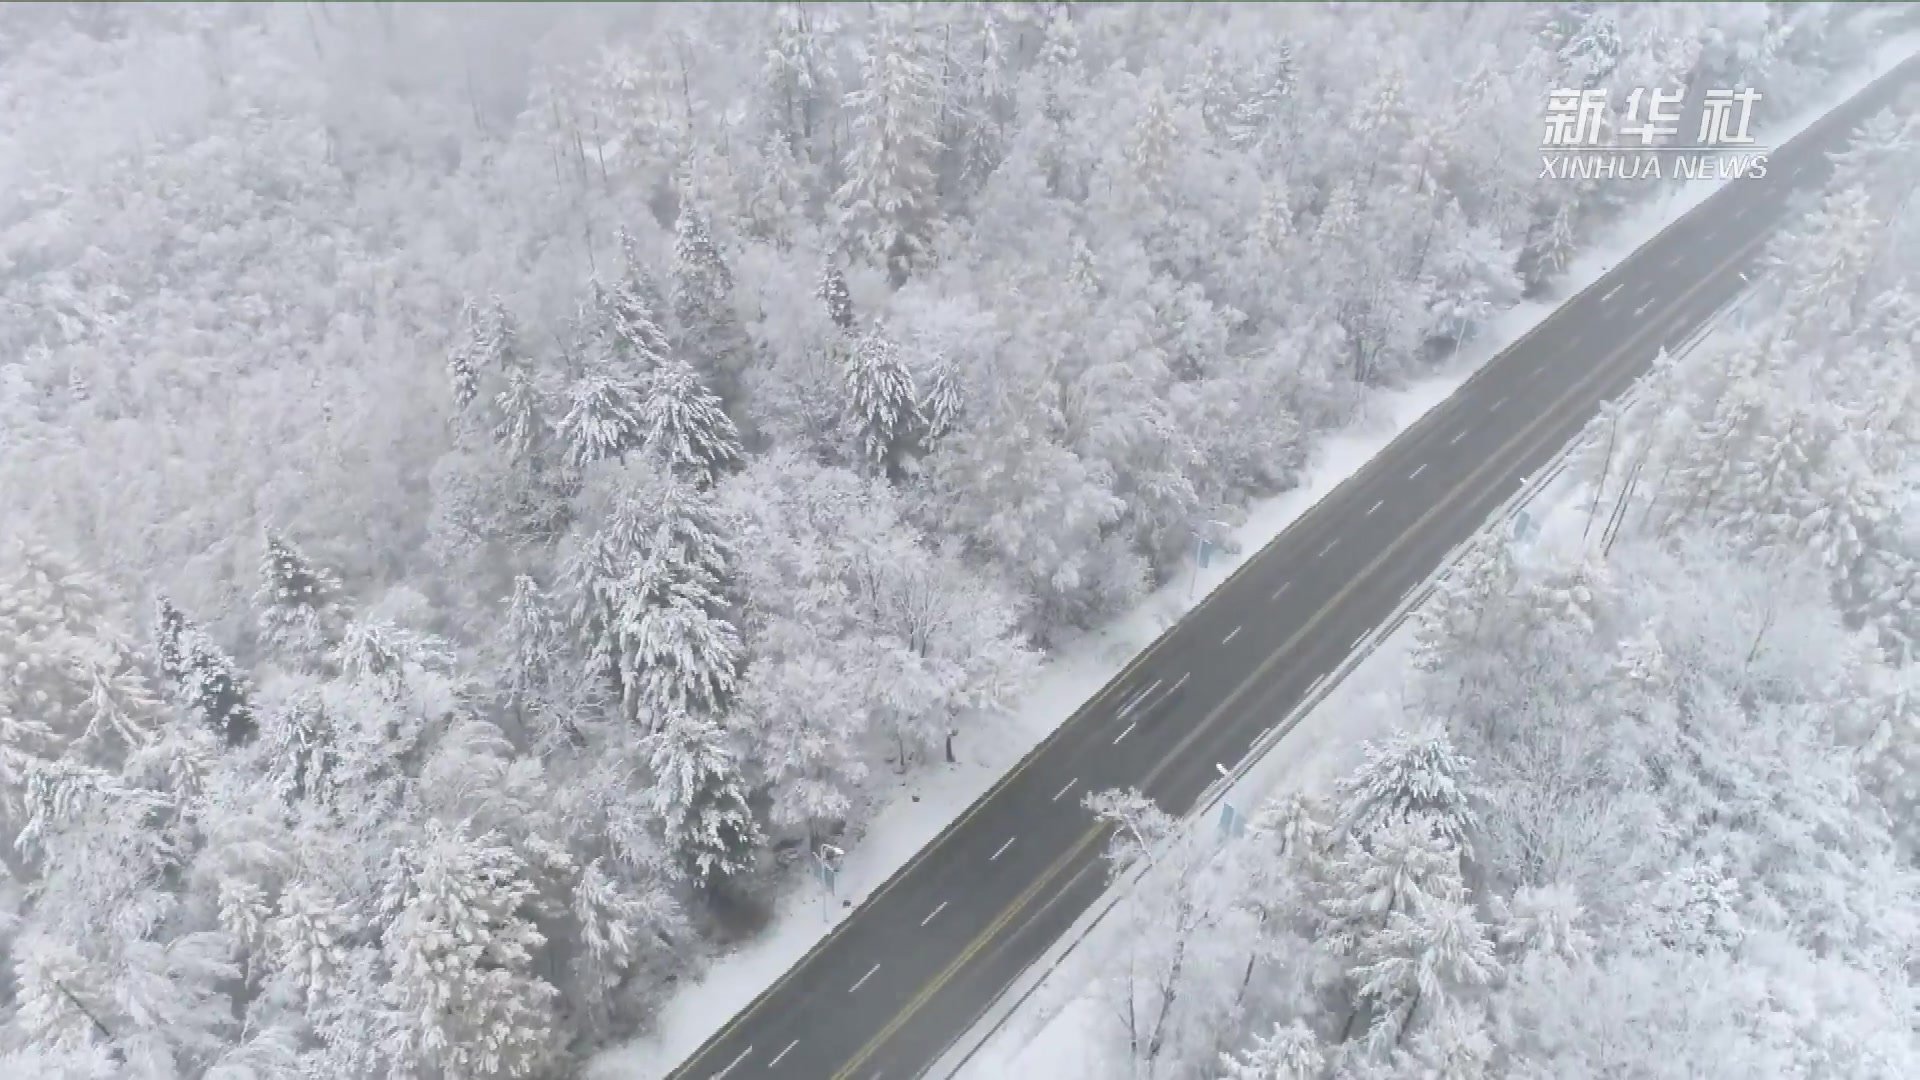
[0,3,1890,1076]
[1073,102,1920,1079]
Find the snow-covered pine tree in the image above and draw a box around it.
[153,596,258,745]
[381,822,557,1079]
[567,855,679,1039]
[1129,79,1180,195]
[494,367,556,466]
[595,231,673,376]
[1220,1020,1324,1080]
[670,205,750,404]
[614,544,743,727]
[818,260,855,330]
[493,574,585,749]
[449,296,531,413]
[1349,889,1499,1053]
[837,3,943,285]
[266,880,353,1009]
[254,533,344,662]
[918,355,963,445]
[1334,724,1482,854]
[641,357,744,489]
[557,366,649,469]
[844,328,922,478]
[759,3,837,151]
[0,545,162,779]
[642,709,762,885]
[8,936,114,1057]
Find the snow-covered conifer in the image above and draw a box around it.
[844,328,921,476]
[558,368,648,469]
[918,355,963,444]
[1335,724,1481,853]
[642,710,761,884]
[641,358,743,489]
[615,547,743,725]
[266,880,352,1008]
[818,260,855,330]
[837,3,943,283]
[154,596,257,745]
[671,205,749,398]
[381,823,557,1078]
[255,533,343,662]
[1220,1020,1323,1080]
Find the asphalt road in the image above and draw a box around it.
[667,56,1920,1080]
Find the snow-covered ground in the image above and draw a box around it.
[588,32,1920,1080]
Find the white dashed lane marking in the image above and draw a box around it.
[990,837,1015,862]
[716,1046,752,1078]
[1223,625,1241,644]
[920,901,948,926]
[850,964,880,993]
[1449,430,1468,446]
[1366,499,1383,516]
[769,1040,799,1068]
[1409,463,1427,480]
[1113,722,1137,745]
[1118,679,1161,717]
[1270,581,1291,601]
[1317,540,1337,559]
[1600,284,1623,302]
[1050,778,1077,803]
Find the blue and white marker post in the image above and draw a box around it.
[1190,519,1235,601]
[1214,762,1246,840]
[814,844,843,924]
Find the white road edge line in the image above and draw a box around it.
[1366,498,1383,516]
[1222,625,1241,644]
[715,1045,753,1079]
[1270,581,1291,601]
[921,901,948,926]
[768,1040,798,1068]
[990,837,1015,862]
[1113,722,1137,746]
[1409,463,1427,480]
[1051,778,1077,803]
[850,964,881,993]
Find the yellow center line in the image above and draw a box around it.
[828,222,1777,1080]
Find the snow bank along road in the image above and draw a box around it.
[665,57,1920,1080]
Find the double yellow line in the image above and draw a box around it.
[827,222,1780,1080]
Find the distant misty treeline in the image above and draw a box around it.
[0,4,1876,1077]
